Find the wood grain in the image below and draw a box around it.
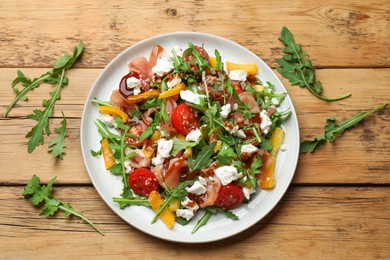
[0,0,389,68]
[0,0,389,258]
[0,186,388,259]
[1,68,388,184]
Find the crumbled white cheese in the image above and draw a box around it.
[235,129,246,138]
[124,160,132,174]
[185,128,202,142]
[156,139,173,158]
[101,113,118,128]
[126,76,141,89]
[186,180,207,195]
[152,55,174,77]
[176,208,195,221]
[176,197,199,221]
[220,104,231,119]
[167,75,182,89]
[260,110,272,134]
[151,154,164,166]
[214,165,242,186]
[179,90,205,105]
[233,103,239,110]
[243,186,256,200]
[229,70,248,81]
[198,176,207,186]
[271,97,280,105]
[241,143,259,154]
[226,125,247,139]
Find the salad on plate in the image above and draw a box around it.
[91,42,289,233]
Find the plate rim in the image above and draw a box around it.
[80,31,300,243]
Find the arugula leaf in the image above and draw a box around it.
[300,103,388,153]
[151,180,195,223]
[171,137,198,156]
[214,49,224,70]
[276,26,351,101]
[47,112,68,159]
[191,210,213,234]
[25,69,66,153]
[113,197,151,208]
[6,41,83,156]
[191,206,239,234]
[5,40,84,117]
[188,142,217,170]
[23,175,104,235]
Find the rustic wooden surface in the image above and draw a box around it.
[0,0,389,259]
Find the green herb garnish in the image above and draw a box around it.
[276,26,351,101]
[300,103,388,153]
[23,175,104,235]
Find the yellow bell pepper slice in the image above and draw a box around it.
[158,83,186,99]
[258,127,285,189]
[99,106,129,123]
[126,89,160,104]
[209,56,217,69]
[168,198,181,211]
[226,61,258,75]
[101,138,115,170]
[142,130,161,158]
[148,190,175,229]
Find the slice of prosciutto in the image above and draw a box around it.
[128,45,165,81]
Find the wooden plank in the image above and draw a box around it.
[0,186,388,258]
[0,68,388,184]
[0,0,389,68]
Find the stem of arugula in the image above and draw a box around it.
[4,74,52,117]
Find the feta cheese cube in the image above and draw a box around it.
[229,70,248,81]
[179,90,205,105]
[156,139,173,158]
[260,110,272,134]
[241,144,259,154]
[220,104,231,119]
[214,165,242,186]
[152,55,174,77]
[243,186,256,200]
[186,180,207,195]
[185,128,202,142]
[167,74,182,89]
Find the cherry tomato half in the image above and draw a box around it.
[125,122,147,147]
[214,184,245,210]
[171,103,200,135]
[128,168,159,196]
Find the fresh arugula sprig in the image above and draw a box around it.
[192,206,238,234]
[6,41,84,157]
[300,103,388,153]
[47,112,68,159]
[188,142,217,170]
[151,180,195,223]
[23,175,104,235]
[5,40,84,116]
[94,117,135,199]
[276,26,351,102]
[113,197,151,208]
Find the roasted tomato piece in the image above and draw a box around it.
[214,184,245,210]
[128,168,159,196]
[171,103,200,135]
[125,122,147,147]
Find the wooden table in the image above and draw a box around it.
[1,0,389,258]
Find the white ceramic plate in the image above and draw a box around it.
[81,32,299,243]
